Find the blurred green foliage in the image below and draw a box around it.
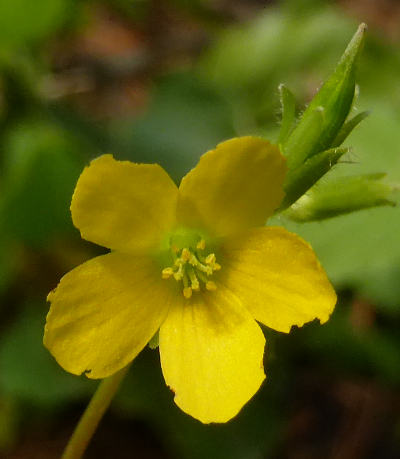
[0,0,399,457]
[1,121,83,246]
[0,0,72,48]
[0,303,94,407]
[112,73,236,181]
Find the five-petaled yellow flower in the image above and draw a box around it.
[44,137,336,423]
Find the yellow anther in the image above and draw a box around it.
[206,281,217,291]
[183,287,192,299]
[188,254,198,266]
[205,253,216,265]
[196,239,206,250]
[186,254,194,265]
[173,272,183,281]
[213,262,221,271]
[181,248,191,261]
[173,263,184,281]
[161,267,174,279]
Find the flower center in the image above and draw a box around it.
[161,237,221,299]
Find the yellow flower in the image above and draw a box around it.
[44,137,336,423]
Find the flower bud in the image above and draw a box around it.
[284,174,397,222]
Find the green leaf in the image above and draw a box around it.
[280,146,349,210]
[284,23,366,171]
[277,84,297,146]
[285,173,397,222]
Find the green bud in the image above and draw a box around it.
[278,84,296,146]
[283,23,367,171]
[280,147,349,210]
[284,174,397,222]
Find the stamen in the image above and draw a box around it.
[181,248,191,262]
[187,266,200,291]
[173,262,184,281]
[161,267,174,279]
[196,270,209,284]
[189,254,212,275]
[198,263,213,275]
[161,239,221,298]
[205,253,216,265]
[196,239,206,250]
[182,272,189,289]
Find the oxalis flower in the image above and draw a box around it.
[44,137,336,423]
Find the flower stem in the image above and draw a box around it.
[62,366,130,459]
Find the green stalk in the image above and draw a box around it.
[62,366,129,459]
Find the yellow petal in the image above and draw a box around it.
[220,227,337,333]
[44,252,173,379]
[71,155,178,252]
[159,286,265,423]
[177,137,286,237]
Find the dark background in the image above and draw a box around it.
[0,0,399,457]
